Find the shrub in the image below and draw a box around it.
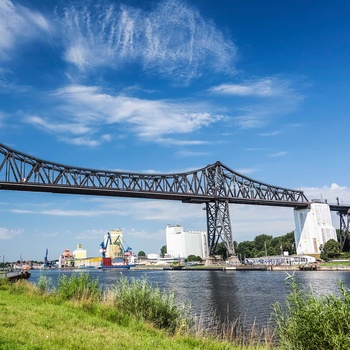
[272,275,350,350]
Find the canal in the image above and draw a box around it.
[28,268,350,330]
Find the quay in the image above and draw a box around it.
[0,270,31,282]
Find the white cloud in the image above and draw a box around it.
[57,0,236,83]
[175,150,211,158]
[25,84,222,145]
[269,151,287,157]
[303,183,350,205]
[0,227,22,240]
[210,78,292,97]
[27,115,91,135]
[259,131,280,137]
[0,0,51,60]
[210,77,304,129]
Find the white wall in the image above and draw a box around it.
[166,224,207,259]
[294,203,337,254]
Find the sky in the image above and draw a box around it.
[1,0,350,262]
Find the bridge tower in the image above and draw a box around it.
[206,163,236,259]
[339,209,350,251]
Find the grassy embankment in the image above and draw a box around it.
[0,274,272,350]
[2,273,350,350]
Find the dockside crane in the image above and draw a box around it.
[100,232,112,258]
[113,236,133,265]
[44,248,50,268]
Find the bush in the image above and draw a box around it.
[272,275,350,350]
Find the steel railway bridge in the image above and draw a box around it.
[0,143,349,257]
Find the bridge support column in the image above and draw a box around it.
[339,209,350,251]
[206,200,238,262]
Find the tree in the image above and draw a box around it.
[185,255,202,263]
[214,242,229,260]
[320,239,341,261]
[160,245,167,258]
[138,251,146,257]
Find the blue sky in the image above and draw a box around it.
[1,0,350,262]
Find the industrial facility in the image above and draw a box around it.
[294,202,337,255]
[166,224,208,259]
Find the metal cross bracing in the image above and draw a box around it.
[331,206,350,251]
[0,143,310,257]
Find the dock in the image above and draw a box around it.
[0,270,31,282]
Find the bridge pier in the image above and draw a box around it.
[206,200,236,258]
[339,209,350,251]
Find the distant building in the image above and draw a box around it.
[104,229,123,259]
[294,202,337,255]
[166,224,207,259]
[73,244,87,259]
[59,248,74,268]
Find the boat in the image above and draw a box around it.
[225,266,237,270]
[100,264,134,269]
[100,257,135,269]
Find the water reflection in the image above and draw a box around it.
[28,269,350,330]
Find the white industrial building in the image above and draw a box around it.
[294,202,337,255]
[166,224,208,259]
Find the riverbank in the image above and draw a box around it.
[0,279,271,350]
[131,264,350,271]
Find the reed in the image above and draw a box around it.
[272,276,350,350]
[192,309,275,349]
[107,275,193,334]
[55,273,102,302]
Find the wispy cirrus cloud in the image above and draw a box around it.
[0,0,51,60]
[25,84,222,146]
[57,0,236,83]
[211,77,305,129]
[269,151,287,157]
[210,78,293,97]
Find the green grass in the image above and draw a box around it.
[321,261,350,267]
[0,276,272,350]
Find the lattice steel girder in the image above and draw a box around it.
[206,201,235,256]
[0,143,309,207]
[339,209,350,250]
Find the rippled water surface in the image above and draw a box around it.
[29,269,350,329]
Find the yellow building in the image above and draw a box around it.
[73,244,87,259]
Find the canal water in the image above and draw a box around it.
[28,269,350,330]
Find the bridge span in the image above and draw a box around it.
[0,142,348,257]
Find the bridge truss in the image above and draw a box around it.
[0,143,310,257]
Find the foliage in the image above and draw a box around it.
[272,275,350,350]
[236,232,296,259]
[185,255,202,262]
[109,275,192,334]
[37,275,54,294]
[160,245,167,258]
[320,239,342,261]
[55,273,102,302]
[137,250,146,257]
[214,242,229,260]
